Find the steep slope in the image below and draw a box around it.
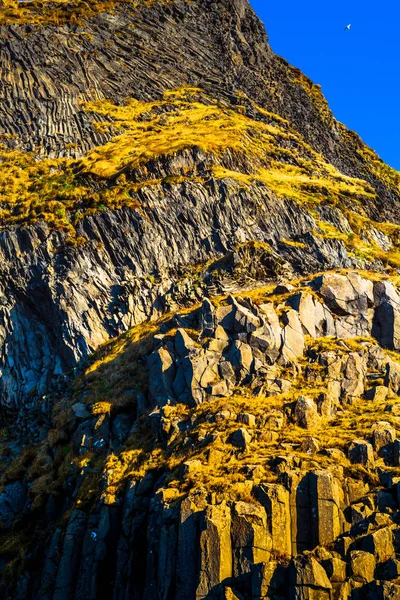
[1,272,400,599]
[1,0,400,408]
[0,1,400,599]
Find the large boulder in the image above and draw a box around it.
[289,555,332,600]
[231,428,252,450]
[287,291,335,338]
[372,422,396,457]
[148,346,177,406]
[294,396,321,429]
[314,271,374,317]
[309,470,342,547]
[348,439,375,468]
[350,550,376,584]
[361,526,395,563]
[281,310,305,362]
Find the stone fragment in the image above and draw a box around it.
[201,298,215,337]
[287,291,319,338]
[350,550,376,584]
[207,379,231,397]
[300,437,320,455]
[373,281,400,350]
[385,360,400,393]
[366,385,390,402]
[251,561,286,599]
[71,402,90,419]
[372,421,396,455]
[180,460,202,479]
[231,428,252,450]
[225,341,254,378]
[315,271,374,317]
[309,470,341,547]
[148,345,176,406]
[175,328,197,358]
[273,283,295,295]
[348,439,375,468]
[289,555,332,600]
[321,557,347,583]
[361,526,395,563]
[262,410,284,430]
[281,309,305,362]
[176,491,207,600]
[294,396,321,429]
[237,413,256,428]
[341,352,366,400]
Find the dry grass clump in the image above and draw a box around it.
[0,0,166,26]
[316,219,400,269]
[0,86,378,239]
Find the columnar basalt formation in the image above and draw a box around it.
[0,0,400,598]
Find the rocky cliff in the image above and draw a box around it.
[0,0,400,599]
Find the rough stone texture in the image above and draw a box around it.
[255,483,291,557]
[289,555,332,600]
[348,439,375,468]
[197,503,233,599]
[231,501,270,577]
[350,550,376,584]
[294,396,321,429]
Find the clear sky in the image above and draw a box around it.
[250,0,400,170]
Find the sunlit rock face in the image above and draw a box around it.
[1,1,400,598]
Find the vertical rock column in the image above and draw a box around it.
[255,483,291,557]
[197,503,233,599]
[309,471,342,548]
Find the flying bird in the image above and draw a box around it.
[344,24,351,31]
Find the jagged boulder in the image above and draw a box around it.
[372,422,397,458]
[309,470,342,547]
[348,439,375,468]
[251,561,287,599]
[148,346,176,406]
[361,526,395,563]
[231,428,252,450]
[287,291,334,338]
[294,396,321,429]
[281,310,305,362]
[315,271,374,317]
[350,550,376,584]
[289,555,332,600]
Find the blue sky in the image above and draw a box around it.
[250,0,400,170]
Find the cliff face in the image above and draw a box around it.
[1,0,400,409]
[0,1,400,599]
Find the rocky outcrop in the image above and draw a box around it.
[1,271,400,599]
[144,273,400,413]
[1,0,400,598]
